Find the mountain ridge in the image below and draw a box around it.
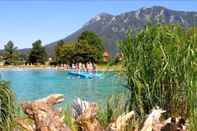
[5,6,197,57]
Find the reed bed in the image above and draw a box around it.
[0,81,16,131]
[119,24,197,130]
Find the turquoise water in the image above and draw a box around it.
[0,69,124,104]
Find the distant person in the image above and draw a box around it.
[79,62,82,72]
[88,62,93,72]
[85,62,89,72]
[82,64,86,72]
[92,63,96,73]
[76,63,79,71]
[72,64,76,70]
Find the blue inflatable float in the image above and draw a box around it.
[68,71,102,79]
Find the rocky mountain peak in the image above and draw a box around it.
[29,6,197,57]
[86,12,114,25]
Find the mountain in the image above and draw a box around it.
[21,6,197,57]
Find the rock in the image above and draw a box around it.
[106,111,135,131]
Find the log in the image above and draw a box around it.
[21,94,71,131]
[141,107,186,131]
[106,111,135,131]
[72,98,136,131]
[15,118,35,131]
[72,98,104,131]
[19,95,186,131]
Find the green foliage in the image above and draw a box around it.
[186,27,197,131]
[55,40,65,64]
[55,41,76,64]
[28,40,47,64]
[19,52,28,64]
[3,41,20,65]
[55,31,104,64]
[78,31,104,52]
[0,81,16,131]
[74,39,99,63]
[63,109,77,131]
[98,94,127,127]
[98,94,139,130]
[119,23,196,123]
[78,31,104,62]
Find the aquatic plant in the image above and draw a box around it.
[98,94,138,130]
[98,95,127,127]
[186,27,197,131]
[119,23,196,129]
[63,109,78,131]
[0,80,16,130]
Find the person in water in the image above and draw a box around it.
[72,64,76,70]
[92,63,96,73]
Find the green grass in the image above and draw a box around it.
[186,28,197,131]
[97,94,127,127]
[0,80,16,131]
[119,24,196,129]
[63,110,78,131]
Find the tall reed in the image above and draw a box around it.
[119,23,196,127]
[0,80,16,131]
[186,27,197,131]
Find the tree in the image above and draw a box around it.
[3,41,20,65]
[19,52,28,64]
[78,31,104,62]
[78,31,103,50]
[55,40,75,65]
[74,39,98,63]
[28,40,47,64]
[55,31,104,64]
[55,40,65,64]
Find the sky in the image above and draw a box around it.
[0,0,197,49]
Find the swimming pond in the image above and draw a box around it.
[0,69,124,105]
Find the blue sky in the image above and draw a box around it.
[0,0,197,49]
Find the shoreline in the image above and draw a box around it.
[0,64,122,72]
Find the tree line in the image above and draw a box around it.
[0,31,104,65]
[0,40,47,65]
[55,31,104,65]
